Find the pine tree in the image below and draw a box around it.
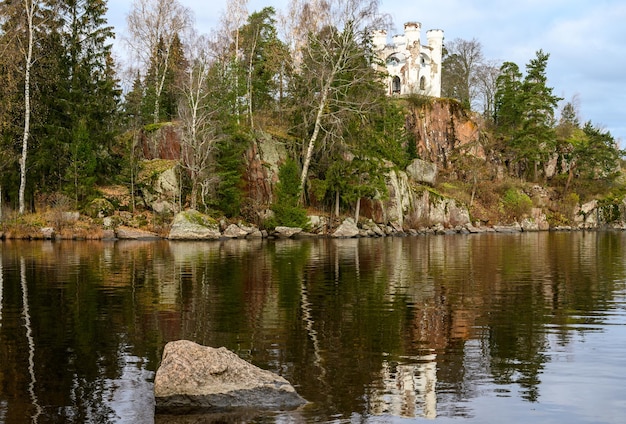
[143,34,187,123]
[270,158,309,228]
[494,61,523,141]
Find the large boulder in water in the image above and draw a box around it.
[154,340,306,414]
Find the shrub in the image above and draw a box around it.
[501,188,532,221]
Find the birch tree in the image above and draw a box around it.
[239,7,290,127]
[214,0,248,124]
[2,0,54,214]
[125,0,191,123]
[279,0,328,68]
[287,0,389,194]
[17,0,37,214]
[177,32,219,210]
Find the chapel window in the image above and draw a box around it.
[392,76,401,94]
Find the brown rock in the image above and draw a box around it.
[154,340,306,414]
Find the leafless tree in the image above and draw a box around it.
[224,0,248,56]
[279,0,328,68]
[177,32,220,210]
[474,60,501,119]
[442,38,485,110]
[287,0,390,193]
[125,0,192,123]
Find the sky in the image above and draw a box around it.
[106,0,626,144]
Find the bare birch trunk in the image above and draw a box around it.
[153,43,171,124]
[19,0,35,215]
[300,83,330,194]
[247,32,257,129]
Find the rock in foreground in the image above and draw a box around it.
[154,340,306,414]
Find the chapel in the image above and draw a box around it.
[372,22,444,97]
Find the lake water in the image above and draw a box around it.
[0,232,625,423]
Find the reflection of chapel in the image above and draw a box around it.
[372,22,444,97]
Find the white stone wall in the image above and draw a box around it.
[373,22,443,98]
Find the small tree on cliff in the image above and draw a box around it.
[270,158,309,228]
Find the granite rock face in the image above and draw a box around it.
[154,340,306,414]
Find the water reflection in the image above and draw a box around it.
[21,257,42,422]
[0,233,625,423]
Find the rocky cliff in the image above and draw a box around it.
[113,100,626,235]
[406,98,485,168]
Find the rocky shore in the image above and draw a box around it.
[3,207,626,242]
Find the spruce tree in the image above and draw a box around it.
[494,52,561,180]
[518,50,561,180]
[54,0,120,204]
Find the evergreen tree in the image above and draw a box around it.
[51,0,121,204]
[494,52,561,180]
[211,133,249,217]
[270,158,309,228]
[143,33,187,123]
[123,71,145,126]
[125,0,192,124]
[578,123,621,181]
[494,61,523,143]
[238,7,291,125]
[518,50,561,180]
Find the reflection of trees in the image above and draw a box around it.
[0,253,3,329]
[0,241,140,422]
[1,232,624,422]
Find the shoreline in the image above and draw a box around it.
[2,221,625,242]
